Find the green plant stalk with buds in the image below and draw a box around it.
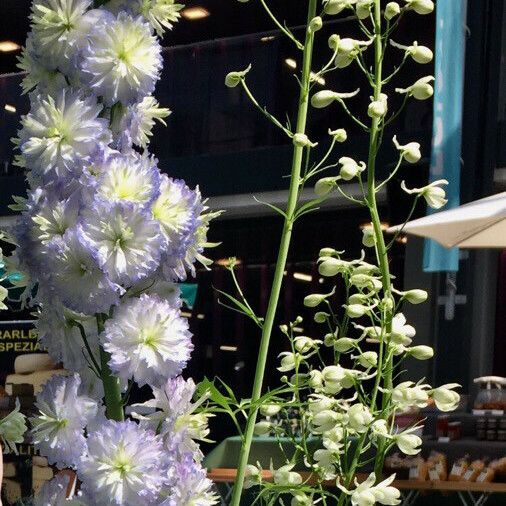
[228,0,319,502]
[220,0,458,504]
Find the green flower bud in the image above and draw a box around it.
[358,351,378,368]
[324,0,352,15]
[308,370,324,388]
[260,404,282,417]
[362,226,376,248]
[404,289,428,304]
[303,293,326,307]
[294,336,317,353]
[346,303,368,318]
[408,345,434,360]
[334,337,355,352]
[407,0,434,15]
[309,16,323,33]
[339,156,365,181]
[328,128,347,142]
[292,133,317,148]
[314,176,338,197]
[384,2,401,20]
[367,93,388,118]
[314,311,329,323]
[311,90,338,109]
[408,42,433,64]
[225,64,251,87]
[348,293,367,304]
[318,257,348,276]
[254,420,272,435]
[356,0,373,19]
[410,76,434,100]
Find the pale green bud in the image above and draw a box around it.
[356,0,373,19]
[314,176,338,197]
[324,332,336,346]
[431,384,461,412]
[384,2,401,20]
[329,128,347,142]
[411,76,435,100]
[260,404,282,417]
[309,16,323,33]
[334,337,355,352]
[313,410,339,432]
[404,289,428,304]
[367,93,388,118]
[382,296,395,312]
[339,156,365,181]
[273,465,302,486]
[408,345,434,360]
[362,226,376,248]
[346,303,368,318]
[322,365,345,383]
[348,293,368,304]
[350,273,373,288]
[311,90,338,109]
[309,396,334,413]
[328,34,341,50]
[407,0,434,15]
[348,404,373,432]
[314,311,329,323]
[318,257,348,276]
[358,351,378,368]
[304,289,333,307]
[309,370,324,388]
[225,64,251,87]
[408,42,433,64]
[393,135,422,163]
[324,0,353,15]
[294,336,317,353]
[254,420,272,435]
[292,133,317,148]
[320,247,338,256]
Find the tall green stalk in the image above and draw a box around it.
[229,1,318,503]
[97,316,124,422]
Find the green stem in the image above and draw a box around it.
[229,2,317,503]
[97,316,124,422]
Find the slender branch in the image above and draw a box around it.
[72,320,101,375]
[259,0,304,50]
[229,2,318,503]
[375,155,403,192]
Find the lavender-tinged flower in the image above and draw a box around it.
[16,88,111,183]
[50,228,121,314]
[30,374,97,469]
[79,419,167,506]
[82,13,163,106]
[130,376,211,456]
[161,453,218,506]
[36,301,99,372]
[103,294,193,387]
[81,200,163,286]
[96,152,160,207]
[0,399,27,454]
[115,96,171,149]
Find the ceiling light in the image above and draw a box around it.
[196,313,205,320]
[261,36,276,42]
[4,104,16,113]
[220,345,238,352]
[359,221,390,231]
[0,41,20,53]
[181,6,210,20]
[285,58,297,69]
[293,272,312,282]
[293,326,304,333]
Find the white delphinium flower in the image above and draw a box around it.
[431,383,461,412]
[103,294,193,387]
[30,374,97,469]
[396,76,435,100]
[79,419,167,506]
[313,448,337,479]
[50,229,120,314]
[348,404,373,433]
[390,313,416,345]
[17,35,67,95]
[392,135,421,163]
[16,88,111,182]
[82,13,163,105]
[273,464,303,486]
[391,381,430,410]
[135,0,183,36]
[36,301,99,372]
[118,96,171,149]
[338,473,401,506]
[81,200,163,286]
[401,179,449,209]
[29,0,94,71]
[96,153,160,207]
[160,452,219,506]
